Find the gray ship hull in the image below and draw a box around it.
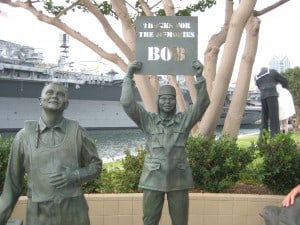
[0,79,140,131]
[0,79,261,132]
[0,97,137,131]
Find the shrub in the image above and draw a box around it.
[0,135,13,192]
[238,143,265,185]
[186,135,254,192]
[258,131,300,194]
[82,172,103,193]
[94,147,145,193]
[118,147,145,193]
[96,167,124,193]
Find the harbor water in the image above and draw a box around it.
[0,125,260,163]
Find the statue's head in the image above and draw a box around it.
[260,67,268,73]
[39,82,69,112]
[157,85,176,115]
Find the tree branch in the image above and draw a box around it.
[138,0,153,16]
[254,0,290,16]
[110,0,135,60]
[81,0,134,60]
[1,0,128,71]
[56,0,80,19]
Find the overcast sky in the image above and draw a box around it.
[0,1,299,78]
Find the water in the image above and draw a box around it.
[90,125,259,161]
[1,125,260,163]
[88,129,145,161]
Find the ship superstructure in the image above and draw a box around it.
[0,39,142,131]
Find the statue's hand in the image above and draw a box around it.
[49,166,79,188]
[127,60,142,79]
[192,60,204,81]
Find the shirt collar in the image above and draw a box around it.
[38,117,66,133]
[255,68,270,80]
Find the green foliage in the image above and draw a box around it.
[238,143,265,185]
[186,135,254,192]
[236,134,259,148]
[258,131,300,194]
[82,173,103,193]
[95,167,124,193]
[88,147,145,193]
[118,148,145,192]
[2,133,300,194]
[155,0,217,16]
[283,67,300,106]
[0,135,13,191]
[43,1,64,16]
[42,1,216,19]
[43,0,117,18]
[83,157,125,193]
[0,135,27,195]
[176,0,217,16]
[283,67,300,128]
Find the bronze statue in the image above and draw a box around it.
[254,67,288,137]
[262,185,300,225]
[120,60,210,225]
[0,82,102,225]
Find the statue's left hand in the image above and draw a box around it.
[127,60,142,79]
[192,60,204,81]
[49,166,78,188]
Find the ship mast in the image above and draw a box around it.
[58,33,69,69]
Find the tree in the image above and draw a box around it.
[196,0,257,137]
[221,0,291,138]
[283,67,300,129]
[0,0,292,138]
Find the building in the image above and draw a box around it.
[268,55,291,72]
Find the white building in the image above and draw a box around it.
[268,55,291,72]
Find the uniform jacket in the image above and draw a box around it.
[255,68,288,100]
[120,76,210,191]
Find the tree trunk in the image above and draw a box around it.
[203,0,233,96]
[111,0,157,112]
[195,0,257,137]
[190,0,233,137]
[149,75,160,96]
[223,15,260,138]
[294,105,300,131]
[166,75,185,112]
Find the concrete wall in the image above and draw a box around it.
[9,193,283,225]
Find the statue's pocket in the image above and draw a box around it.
[176,162,189,175]
[150,131,164,146]
[144,162,161,171]
[140,162,161,185]
[173,129,186,145]
[177,162,188,170]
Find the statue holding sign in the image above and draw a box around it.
[120,60,210,225]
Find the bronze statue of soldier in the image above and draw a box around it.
[120,60,210,225]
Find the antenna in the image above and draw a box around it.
[59,33,69,65]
